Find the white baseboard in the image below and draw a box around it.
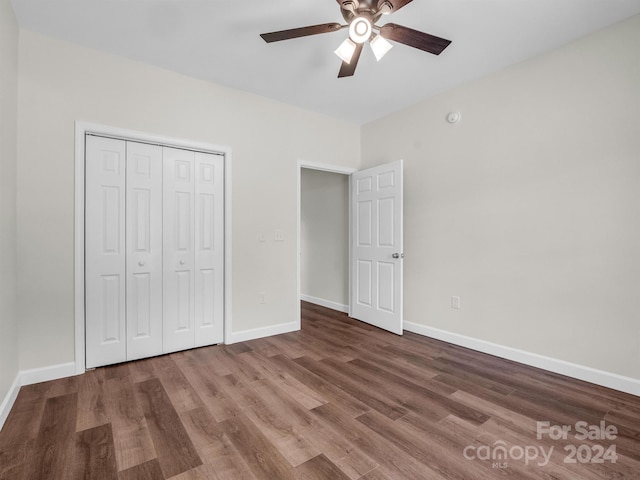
[0,361,79,432]
[300,294,349,313]
[404,321,640,397]
[20,362,78,386]
[0,374,21,432]
[226,321,300,344]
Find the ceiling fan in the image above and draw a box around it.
[260,0,452,78]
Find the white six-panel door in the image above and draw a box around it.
[86,137,224,368]
[86,136,127,368]
[162,147,197,353]
[126,142,163,361]
[351,160,403,335]
[194,152,225,346]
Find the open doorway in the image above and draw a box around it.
[297,160,404,334]
[297,162,356,320]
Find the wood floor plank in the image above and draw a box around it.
[252,377,318,430]
[359,468,393,480]
[104,363,131,381]
[349,344,441,385]
[266,354,371,417]
[295,356,408,420]
[298,419,378,480]
[241,337,283,357]
[234,350,282,379]
[135,378,202,478]
[104,377,156,471]
[206,346,264,382]
[172,353,242,422]
[357,410,511,480]
[0,439,30,480]
[221,412,297,480]
[76,369,108,432]
[186,346,232,376]
[195,431,258,480]
[24,393,78,480]
[127,358,157,384]
[72,424,118,480]
[41,375,81,399]
[177,407,257,479]
[333,357,490,425]
[240,351,328,410]
[0,395,45,449]
[2,301,640,480]
[267,334,324,361]
[220,375,320,467]
[152,354,205,413]
[310,402,441,480]
[294,453,352,480]
[179,407,224,451]
[117,459,164,480]
[290,330,357,363]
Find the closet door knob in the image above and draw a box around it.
[138,260,145,266]
[180,260,185,265]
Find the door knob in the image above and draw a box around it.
[392,253,404,259]
[138,260,145,266]
[180,260,185,265]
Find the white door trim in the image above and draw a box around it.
[74,121,233,374]
[297,160,357,322]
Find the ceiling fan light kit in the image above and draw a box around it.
[370,34,393,61]
[260,0,452,78]
[335,38,358,64]
[349,16,372,43]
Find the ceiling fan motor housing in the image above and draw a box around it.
[340,0,384,24]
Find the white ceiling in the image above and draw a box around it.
[11,0,640,124]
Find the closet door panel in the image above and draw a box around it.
[194,152,224,346]
[163,147,196,353]
[85,136,127,368]
[126,142,163,361]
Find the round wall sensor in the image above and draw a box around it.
[446,112,461,124]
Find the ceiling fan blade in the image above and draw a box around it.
[377,0,413,14]
[338,42,364,78]
[379,23,451,55]
[260,23,342,43]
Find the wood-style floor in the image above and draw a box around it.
[1,302,640,479]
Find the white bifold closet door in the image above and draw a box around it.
[162,147,224,353]
[85,136,128,368]
[126,142,163,361]
[85,136,224,369]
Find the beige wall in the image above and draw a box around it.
[0,0,19,404]
[16,30,360,371]
[301,169,349,307]
[9,13,640,388]
[362,16,640,380]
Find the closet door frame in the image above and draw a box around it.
[74,121,233,373]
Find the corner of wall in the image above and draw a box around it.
[0,0,21,423]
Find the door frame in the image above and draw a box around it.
[297,160,357,322]
[74,121,233,374]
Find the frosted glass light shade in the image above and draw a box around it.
[370,34,393,61]
[335,38,357,64]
